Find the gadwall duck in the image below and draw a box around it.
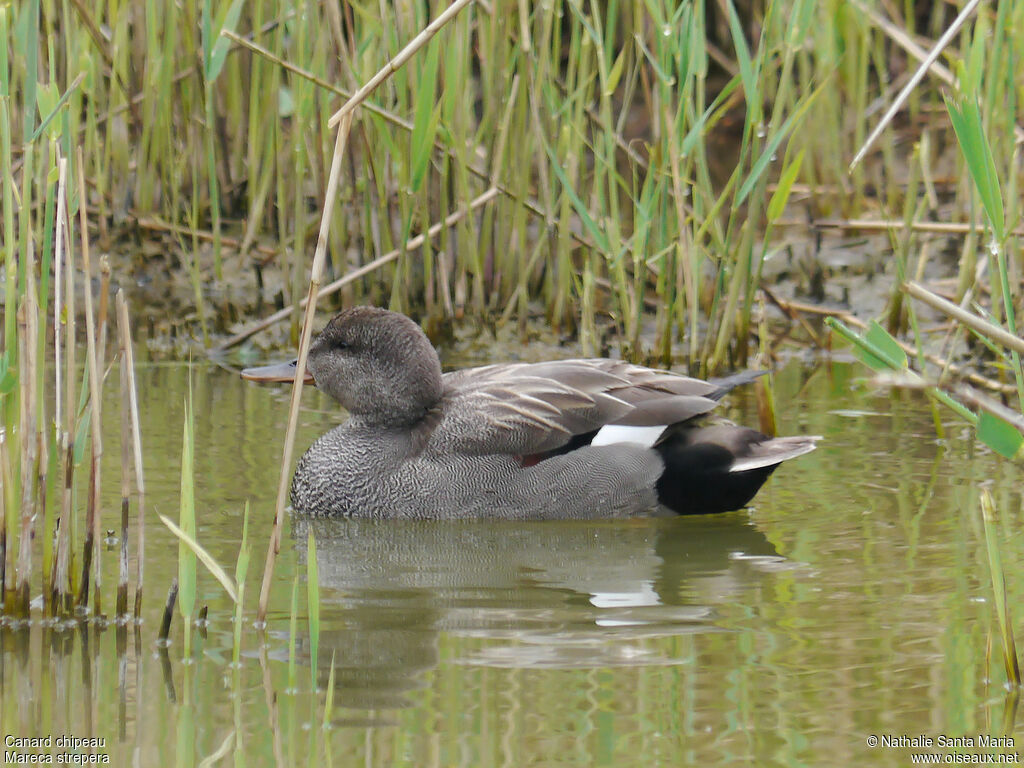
[242,307,819,519]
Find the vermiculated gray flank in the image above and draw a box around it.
[244,307,819,519]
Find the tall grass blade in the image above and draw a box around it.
[159,578,179,645]
[117,290,131,618]
[15,280,38,616]
[725,0,756,121]
[75,146,103,614]
[306,529,320,690]
[737,78,830,206]
[826,317,907,372]
[976,411,1024,460]
[945,95,1005,241]
[287,574,299,691]
[0,439,11,605]
[206,0,245,83]
[52,156,75,615]
[258,115,353,624]
[980,490,1021,687]
[410,40,441,193]
[232,502,250,666]
[29,72,85,144]
[539,128,610,254]
[115,292,146,618]
[18,0,39,140]
[328,0,477,126]
[178,394,197,657]
[850,0,984,170]
[0,352,14,393]
[160,514,238,604]
[766,149,805,223]
[322,651,336,730]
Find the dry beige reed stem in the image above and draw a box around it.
[222,24,568,261]
[15,263,38,615]
[53,158,76,614]
[858,2,1024,144]
[903,281,1024,356]
[97,256,111,364]
[40,161,69,605]
[766,284,1016,395]
[258,0,479,622]
[256,114,354,623]
[115,292,146,618]
[947,384,1024,436]
[0,439,10,600]
[0,437,12,601]
[116,290,131,618]
[329,0,477,127]
[53,159,67,456]
[76,146,104,614]
[849,0,984,170]
[216,187,499,351]
[810,218,1024,236]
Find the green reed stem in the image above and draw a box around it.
[306,528,320,691]
[980,490,1021,687]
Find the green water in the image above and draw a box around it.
[1,360,1022,766]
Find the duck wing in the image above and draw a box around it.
[431,359,727,457]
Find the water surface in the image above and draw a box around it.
[1,360,1021,766]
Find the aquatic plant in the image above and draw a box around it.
[827,13,1023,460]
[2,0,1018,364]
[2,13,1022,739]
[233,501,251,666]
[177,389,197,657]
[306,528,321,690]
[980,490,1021,688]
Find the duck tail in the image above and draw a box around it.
[654,428,820,515]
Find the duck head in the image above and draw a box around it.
[242,307,443,427]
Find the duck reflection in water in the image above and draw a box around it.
[287,514,800,712]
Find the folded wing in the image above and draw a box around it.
[431,359,726,457]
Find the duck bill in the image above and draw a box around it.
[240,359,315,384]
